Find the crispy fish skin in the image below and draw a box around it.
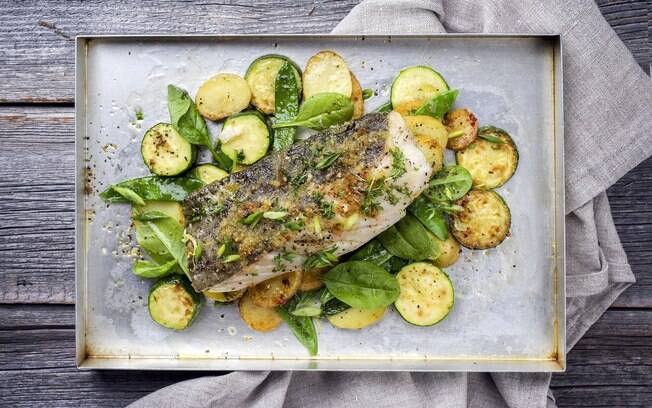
[184,112,430,292]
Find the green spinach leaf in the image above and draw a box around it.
[273,92,353,131]
[374,101,393,113]
[408,196,448,240]
[132,259,178,279]
[425,165,473,202]
[277,302,318,356]
[167,84,233,170]
[377,214,438,260]
[323,261,400,309]
[100,176,203,203]
[347,239,393,267]
[273,62,301,151]
[413,89,459,119]
[110,186,145,206]
[134,211,188,275]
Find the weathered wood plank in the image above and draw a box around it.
[0,0,649,103]
[0,106,650,307]
[0,0,360,103]
[0,306,649,406]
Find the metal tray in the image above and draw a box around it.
[75,34,565,371]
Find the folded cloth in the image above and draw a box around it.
[130,1,651,407]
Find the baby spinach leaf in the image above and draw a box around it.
[374,101,393,113]
[167,84,233,171]
[289,290,323,317]
[414,89,459,119]
[347,239,393,267]
[321,298,351,317]
[273,62,301,151]
[100,176,203,203]
[323,261,400,310]
[110,186,145,206]
[408,196,448,240]
[377,214,438,261]
[425,165,473,202]
[277,302,318,356]
[136,211,188,275]
[132,259,178,279]
[273,92,353,131]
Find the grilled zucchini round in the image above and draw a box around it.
[391,66,449,108]
[245,54,302,114]
[394,262,454,326]
[218,111,270,165]
[148,275,202,330]
[456,126,518,189]
[141,123,196,176]
[450,190,511,249]
[191,164,229,185]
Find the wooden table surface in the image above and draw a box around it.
[0,1,650,406]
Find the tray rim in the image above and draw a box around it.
[75,33,565,372]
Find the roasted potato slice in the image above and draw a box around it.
[239,290,282,332]
[444,108,478,151]
[249,270,303,308]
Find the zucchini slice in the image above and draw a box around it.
[195,73,251,121]
[394,262,454,326]
[444,108,478,151]
[246,54,302,114]
[456,126,519,189]
[239,290,282,332]
[191,164,229,185]
[327,306,386,330]
[203,288,246,303]
[431,234,461,268]
[141,123,195,176]
[350,71,364,119]
[249,270,303,308]
[391,66,449,108]
[303,50,352,100]
[148,275,202,330]
[450,190,511,249]
[404,115,448,171]
[218,111,270,165]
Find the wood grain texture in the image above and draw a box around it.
[0,0,650,103]
[0,306,649,406]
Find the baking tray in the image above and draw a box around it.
[75,34,565,371]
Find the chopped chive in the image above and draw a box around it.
[448,129,465,138]
[216,243,226,258]
[241,211,264,227]
[314,152,342,170]
[263,211,287,220]
[479,134,505,144]
[222,254,240,263]
[313,216,321,234]
[362,88,374,100]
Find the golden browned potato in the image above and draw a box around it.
[299,268,325,292]
[303,51,352,99]
[431,234,461,268]
[350,71,364,119]
[327,307,386,330]
[444,108,478,151]
[239,291,282,332]
[249,270,303,308]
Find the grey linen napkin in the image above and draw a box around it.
[130,1,651,407]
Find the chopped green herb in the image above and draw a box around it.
[361,88,374,100]
[273,251,298,271]
[216,243,226,258]
[361,178,384,215]
[235,149,246,163]
[312,216,321,234]
[448,129,465,138]
[263,211,287,220]
[390,148,407,179]
[290,172,308,189]
[314,152,342,170]
[304,246,338,270]
[222,254,240,263]
[479,134,506,144]
[135,109,144,121]
[312,192,335,219]
[241,211,264,227]
[285,219,305,231]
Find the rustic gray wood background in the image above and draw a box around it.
[0,1,650,406]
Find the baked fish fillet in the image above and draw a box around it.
[183,111,431,292]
